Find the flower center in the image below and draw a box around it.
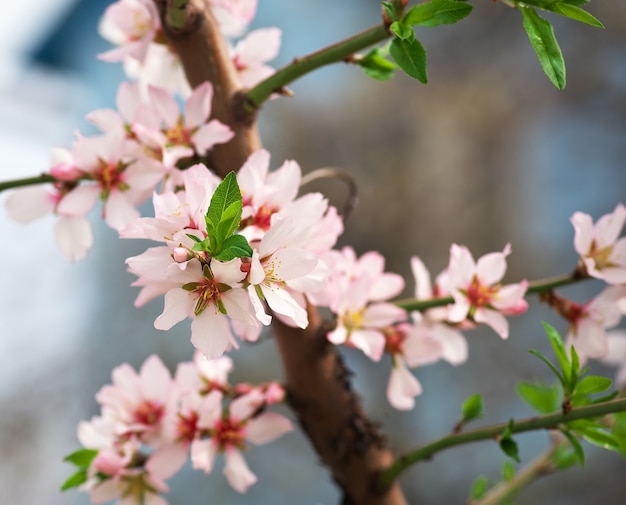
[165,116,193,146]
[589,240,615,270]
[177,411,199,443]
[384,327,406,356]
[133,399,164,426]
[466,277,498,307]
[214,418,246,451]
[96,158,127,195]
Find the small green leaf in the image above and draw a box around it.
[499,420,521,462]
[390,37,428,83]
[403,0,473,27]
[462,393,484,422]
[358,48,397,81]
[569,420,621,451]
[213,234,253,261]
[64,448,98,467]
[390,21,414,40]
[516,381,561,414]
[382,1,398,21]
[206,172,244,255]
[560,429,585,466]
[543,323,571,378]
[521,8,566,89]
[470,476,488,500]
[551,443,580,470]
[549,3,604,28]
[528,349,565,387]
[60,469,88,491]
[575,376,612,396]
[568,345,580,393]
[502,460,516,481]
[191,238,211,252]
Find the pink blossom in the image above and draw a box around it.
[190,389,292,493]
[232,28,281,88]
[98,0,161,64]
[599,330,626,387]
[572,203,626,284]
[211,0,257,37]
[444,244,528,339]
[561,286,626,359]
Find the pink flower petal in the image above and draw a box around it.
[571,211,594,255]
[411,256,433,300]
[5,186,55,223]
[223,449,257,493]
[387,359,422,410]
[154,288,193,330]
[192,120,234,154]
[474,308,509,339]
[147,444,188,479]
[246,412,293,445]
[190,438,217,474]
[185,81,213,128]
[190,311,232,359]
[54,216,93,261]
[476,244,511,286]
[56,185,100,217]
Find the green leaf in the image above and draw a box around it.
[575,376,612,396]
[470,476,488,500]
[206,172,243,255]
[60,469,88,491]
[547,3,604,28]
[502,459,516,481]
[528,349,565,387]
[382,1,398,21]
[390,37,428,83]
[569,420,621,451]
[358,48,397,81]
[213,234,253,262]
[542,323,571,378]
[403,0,473,27]
[500,420,521,462]
[560,429,585,466]
[568,345,580,393]
[191,237,211,253]
[551,443,580,470]
[461,393,484,422]
[64,448,98,467]
[516,381,560,414]
[521,8,566,89]
[390,21,414,40]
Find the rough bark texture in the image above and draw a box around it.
[155,1,407,503]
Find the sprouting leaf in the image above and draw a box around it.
[543,323,571,379]
[390,21,414,40]
[528,349,565,387]
[382,1,398,22]
[403,0,473,27]
[63,448,98,467]
[358,47,397,81]
[560,428,585,466]
[462,393,484,422]
[521,7,566,89]
[470,476,489,500]
[546,3,604,28]
[569,420,621,451]
[205,171,244,256]
[516,381,560,414]
[502,459,516,481]
[60,469,88,491]
[213,234,253,262]
[575,376,613,396]
[500,420,521,462]
[390,36,428,83]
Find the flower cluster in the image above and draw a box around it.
[124,150,343,358]
[98,0,280,96]
[70,353,291,504]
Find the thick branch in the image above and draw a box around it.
[273,306,407,505]
[155,2,408,503]
[154,0,261,176]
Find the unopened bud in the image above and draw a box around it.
[50,162,82,181]
[264,382,285,404]
[173,247,190,263]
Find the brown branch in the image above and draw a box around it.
[154,0,261,176]
[154,1,407,503]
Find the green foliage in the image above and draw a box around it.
[390,21,413,40]
[516,381,561,414]
[470,476,488,500]
[390,35,428,83]
[502,459,516,481]
[358,46,397,81]
[62,448,98,491]
[500,420,521,462]
[403,0,473,27]
[462,393,484,423]
[191,171,253,261]
[520,6,566,89]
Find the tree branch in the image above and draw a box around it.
[0,174,57,193]
[155,2,408,503]
[378,398,626,489]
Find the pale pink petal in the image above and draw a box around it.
[104,191,141,231]
[474,308,509,339]
[211,258,247,285]
[246,412,293,445]
[594,203,626,248]
[573,318,608,359]
[197,390,224,429]
[5,186,55,223]
[230,389,265,421]
[90,479,123,503]
[492,281,528,310]
[262,285,308,328]
[265,247,318,281]
[433,324,468,365]
[602,332,626,367]
[411,256,433,300]
[361,303,407,327]
[327,325,348,345]
[192,120,234,154]
[387,359,422,410]
[223,449,257,493]
[154,288,193,330]
[56,185,100,216]
[448,244,475,288]
[266,159,301,205]
[571,211,594,255]
[148,85,180,128]
[140,355,172,400]
[402,326,442,367]
[476,244,510,285]
[350,329,386,361]
[221,288,259,326]
[235,28,281,67]
[369,273,405,302]
[147,444,188,479]
[54,216,93,261]
[87,108,124,132]
[447,295,471,323]
[185,82,213,128]
[190,311,232,359]
[190,439,217,474]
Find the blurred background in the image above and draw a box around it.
[0,1,625,504]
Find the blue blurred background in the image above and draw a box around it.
[1,1,625,504]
